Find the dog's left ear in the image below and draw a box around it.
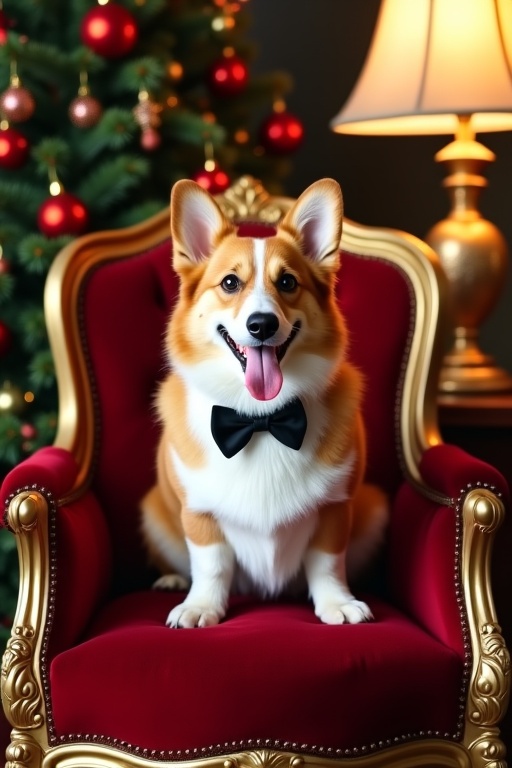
[278,178,343,269]
[170,179,235,271]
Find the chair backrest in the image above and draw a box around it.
[46,176,448,589]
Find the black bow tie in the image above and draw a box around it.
[211,398,307,458]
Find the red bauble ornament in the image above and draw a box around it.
[69,93,103,128]
[0,320,12,356]
[259,110,304,154]
[0,257,11,275]
[80,3,138,58]
[0,9,13,44]
[37,192,89,238]
[209,53,248,97]
[0,125,29,168]
[0,83,35,122]
[192,164,230,194]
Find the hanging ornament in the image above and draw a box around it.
[0,61,35,123]
[20,422,37,441]
[192,138,230,194]
[81,2,138,59]
[38,192,89,237]
[37,171,89,238]
[209,47,248,97]
[0,248,10,274]
[0,381,24,414]
[259,99,304,155]
[69,71,103,128]
[0,120,29,168]
[133,89,162,151]
[0,321,13,356]
[0,7,14,44]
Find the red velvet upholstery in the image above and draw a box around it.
[2,220,509,761]
[50,592,462,754]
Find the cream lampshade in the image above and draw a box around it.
[330,0,512,394]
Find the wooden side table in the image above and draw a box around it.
[439,393,512,752]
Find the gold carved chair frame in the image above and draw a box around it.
[2,176,510,768]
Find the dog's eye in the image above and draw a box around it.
[221,274,241,293]
[276,273,298,293]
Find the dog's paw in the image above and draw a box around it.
[152,574,190,592]
[166,602,224,629]
[316,599,373,625]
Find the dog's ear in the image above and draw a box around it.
[170,180,234,270]
[278,178,343,269]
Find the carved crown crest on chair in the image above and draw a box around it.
[1,176,510,768]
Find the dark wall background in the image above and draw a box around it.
[251,0,512,375]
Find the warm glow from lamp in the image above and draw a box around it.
[331,0,512,136]
[330,0,512,394]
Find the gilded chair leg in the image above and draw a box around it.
[5,731,43,768]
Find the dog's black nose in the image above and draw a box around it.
[247,312,279,341]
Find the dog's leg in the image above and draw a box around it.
[140,483,190,584]
[304,501,372,625]
[166,511,235,628]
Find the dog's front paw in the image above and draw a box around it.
[316,599,373,625]
[166,602,224,628]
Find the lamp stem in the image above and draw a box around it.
[426,116,512,394]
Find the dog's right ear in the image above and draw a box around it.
[170,180,234,271]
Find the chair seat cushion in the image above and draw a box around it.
[50,591,464,757]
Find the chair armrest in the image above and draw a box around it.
[388,443,509,655]
[2,447,112,657]
[2,446,81,500]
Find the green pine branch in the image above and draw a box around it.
[0,180,42,220]
[79,109,138,161]
[76,154,150,209]
[17,235,71,275]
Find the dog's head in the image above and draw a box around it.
[167,178,347,410]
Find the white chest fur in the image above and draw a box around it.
[170,387,355,594]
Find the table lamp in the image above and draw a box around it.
[330,0,512,394]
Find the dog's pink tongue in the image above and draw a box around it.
[245,345,283,401]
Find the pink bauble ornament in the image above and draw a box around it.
[141,127,161,151]
[81,3,138,58]
[259,110,304,154]
[0,125,29,168]
[69,93,103,128]
[0,83,35,122]
[37,192,89,238]
[20,423,37,441]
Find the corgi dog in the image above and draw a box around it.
[141,177,387,629]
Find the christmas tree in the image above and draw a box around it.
[0,0,303,643]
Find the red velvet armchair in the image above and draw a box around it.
[1,176,510,768]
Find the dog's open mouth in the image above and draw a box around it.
[217,322,301,401]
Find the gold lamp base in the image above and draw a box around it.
[426,117,512,395]
[439,329,512,393]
